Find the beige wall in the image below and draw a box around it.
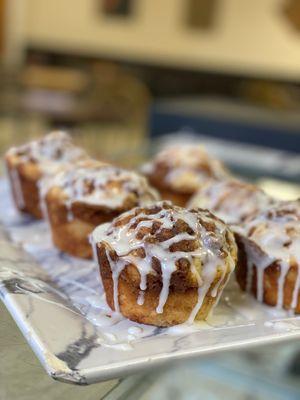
[6,0,300,79]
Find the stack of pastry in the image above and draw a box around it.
[5,131,87,219]
[6,133,299,326]
[142,144,229,207]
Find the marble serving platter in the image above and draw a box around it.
[1,179,300,385]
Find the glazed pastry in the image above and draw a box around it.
[236,200,300,313]
[142,144,229,207]
[189,179,274,225]
[91,201,237,326]
[5,131,87,219]
[44,160,160,259]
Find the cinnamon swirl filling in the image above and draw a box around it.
[92,201,237,326]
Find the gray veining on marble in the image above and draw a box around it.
[0,301,122,399]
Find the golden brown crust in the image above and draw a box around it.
[235,234,300,313]
[45,188,124,259]
[94,201,237,326]
[143,145,229,207]
[44,162,159,259]
[98,242,231,326]
[146,179,192,207]
[5,154,43,219]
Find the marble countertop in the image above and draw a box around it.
[0,301,121,399]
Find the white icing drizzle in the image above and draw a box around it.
[6,131,87,174]
[8,167,25,209]
[241,201,300,310]
[91,202,236,322]
[211,263,226,298]
[189,179,274,225]
[187,261,208,323]
[6,131,87,213]
[44,161,159,219]
[142,144,228,193]
[137,270,147,306]
[137,290,145,306]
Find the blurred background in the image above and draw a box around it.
[1,1,300,168]
[1,1,300,399]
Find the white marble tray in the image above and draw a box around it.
[1,179,300,385]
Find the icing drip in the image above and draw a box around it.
[137,271,147,306]
[45,162,159,216]
[91,202,236,322]
[211,263,226,298]
[188,260,210,323]
[189,179,274,225]
[137,290,145,306]
[8,167,25,209]
[156,261,175,314]
[241,201,300,310]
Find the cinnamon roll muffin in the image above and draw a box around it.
[142,144,229,207]
[236,200,300,313]
[44,160,159,259]
[5,131,87,219]
[189,179,274,225]
[92,201,237,326]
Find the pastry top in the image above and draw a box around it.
[92,201,237,315]
[6,131,87,174]
[45,159,160,211]
[189,179,274,225]
[240,200,300,265]
[142,144,229,194]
